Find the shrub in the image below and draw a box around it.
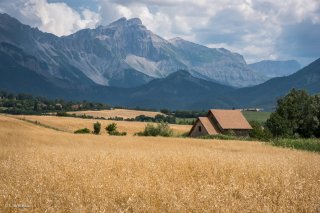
[199,134,239,140]
[249,121,272,141]
[105,123,127,136]
[56,112,69,117]
[224,129,236,136]
[136,122,173,137]
[272,138,320,152]
[74,128,90,134]
[93,122,101,134]
[106,123,117,132]
[110,131,127,136]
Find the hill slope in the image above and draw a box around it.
[233,58,320,109]
[249,60,301,78]
[122,70,236,109]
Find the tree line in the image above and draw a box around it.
[0,90,111,114]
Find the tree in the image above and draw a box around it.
[160,109,170,115]
[33,102,39,111]
[93,122,101,134]
[266,89,320,138]
[266,113,292,137]
[313,94,320,137]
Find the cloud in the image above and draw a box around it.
[277,20,320,58]
[0,0,319,64]
[0,0,100,36]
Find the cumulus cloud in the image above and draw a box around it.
[95,0,320,63]
[0,0,100,36]
[0,0,319,64]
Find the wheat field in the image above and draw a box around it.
[13,115,191,136]
[0,115,320,212]
[68,109,164,119]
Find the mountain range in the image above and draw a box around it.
[0,13,319,110]
[0,13,268,88]
[249,60,301,78]
[117,58,320,110]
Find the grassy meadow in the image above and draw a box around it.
[0,114,320,212]
[242,111,271,123]
[272,138,320,152]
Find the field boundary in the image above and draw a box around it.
[6,115,67,133]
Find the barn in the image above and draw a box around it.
[189,109,252,137]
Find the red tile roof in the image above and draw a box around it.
[209,110,252,130]
[198,117,219,134]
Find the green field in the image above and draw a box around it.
[272,138,320,152]
[176,117,196,124]
[242,111,271,123]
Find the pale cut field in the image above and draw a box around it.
[0,115,320,212]
[68,109,164,119]
[13,115,191,136]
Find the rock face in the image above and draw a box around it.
[168,38,267,87]
[249,60,301,78]
[0,13,267,88]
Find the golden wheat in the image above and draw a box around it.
[68,109,164,119]
[0,115,319,212]
[13,115,191,136]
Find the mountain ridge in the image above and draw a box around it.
[249,60,301,78]
[0,13,267,88]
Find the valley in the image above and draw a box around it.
[1,13,319,111]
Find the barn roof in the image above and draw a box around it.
[198,117,219,134]
[209,110,252,130]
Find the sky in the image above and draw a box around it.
[0,0,319,65]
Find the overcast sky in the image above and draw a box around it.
[0,0,319,65]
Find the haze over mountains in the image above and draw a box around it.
[249,60,301,78]
[0,13,319,110]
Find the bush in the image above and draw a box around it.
[199,134,239,140]
[136,122,173,137]
[105,123,127,136]
[74,128,90,134]
[272,138,320,152]
[110,131,127,136]
[56,112,69,117]
[224,129,236,136]
[249,121,272,141]
[93,122,101,134]
[106,123,117,132]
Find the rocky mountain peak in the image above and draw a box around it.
[127,18,142,25]
[108,17,143,28]
[108,17,127,26]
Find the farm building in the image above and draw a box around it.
[189,109,252,137]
